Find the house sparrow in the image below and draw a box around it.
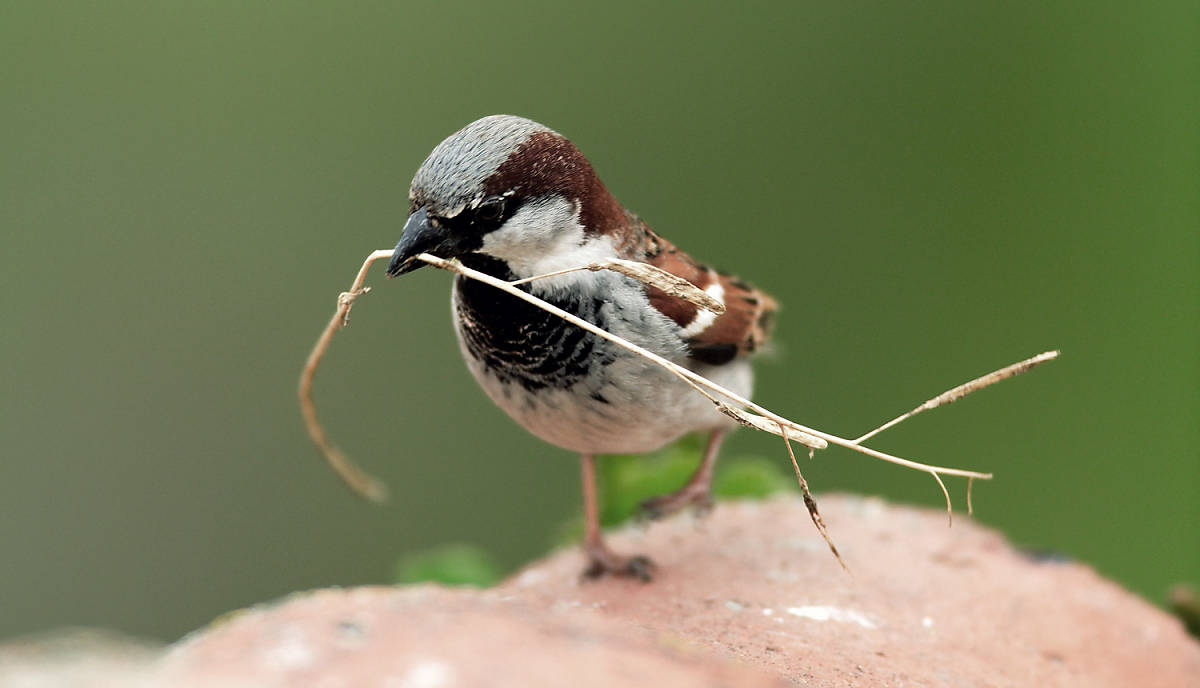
[387,115,777,580]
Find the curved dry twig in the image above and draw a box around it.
[778,422,848,572]
[297,249,394,502]
[297,249,1058,558]
[417,252,995,483]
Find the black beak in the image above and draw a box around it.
[386,207,453,277]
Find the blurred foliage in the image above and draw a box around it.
[600,436,707,527]
[1169,584,1200,639]
[599,438,798,527]
[402,439,796,585]
[554,438,796,548]
[2,1,1195,641]
[394,543,503,588]
[712,457,799,501]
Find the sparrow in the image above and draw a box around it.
[387,115,777,580]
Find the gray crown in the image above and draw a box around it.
[410,115,554,218]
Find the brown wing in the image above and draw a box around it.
[619,218,778,366]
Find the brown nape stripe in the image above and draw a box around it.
[484,131,627,237]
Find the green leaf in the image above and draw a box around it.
[713,456,796,499]
[393,543,503,587]
[595,437,795,527]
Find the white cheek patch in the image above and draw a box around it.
[679,279,725,337]
[480,196,577,260]
[480,196,619,281]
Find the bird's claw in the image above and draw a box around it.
[582,553,656,582]
[637,489,714,522]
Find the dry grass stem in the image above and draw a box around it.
[300,249,1058,556]
[716,402,826,450]
[852,350,1060,445]
[297,249,394,502]
[932,471,953,527]
[509,258,725,314]
[844,352,1058,520]
[778,425,848,571]
[416,253,994,479]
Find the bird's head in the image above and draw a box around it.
[386,115,626,277]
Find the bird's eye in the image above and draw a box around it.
[477,196,505,222]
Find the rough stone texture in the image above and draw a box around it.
[3,495,1198,687]
[505,495,1200,687]
[159,586,786,688]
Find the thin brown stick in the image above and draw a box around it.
[508,258,726,314]
[417,253,993,482]
[932,471,952,527]
[715,401,826,450]
[779,423,848,572]
[297,249,394,502]
[300,248,1056,553]
[853,351,1060,445]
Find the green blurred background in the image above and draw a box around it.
[2,1,1196,642]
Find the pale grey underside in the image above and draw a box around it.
[451,269,750,455]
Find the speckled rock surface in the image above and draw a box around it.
[504,495,1200,687]
[158,586,786,687]
[4,495,1198,687]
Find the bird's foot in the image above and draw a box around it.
[638,483,714,522]
[581,543,656,582]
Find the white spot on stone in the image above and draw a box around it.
[515,568,547,587]
[260,627,316,671]
[725,600,744,612]
[860,496,887,518]
[922,616,934,628]
[395,659,453,688]
[551,599,583,614]
[786,606,878,629]
[762,608,773,616]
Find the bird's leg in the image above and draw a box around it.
[639,429,727,521]
[579,453,655,581]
